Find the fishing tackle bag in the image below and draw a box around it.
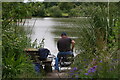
[38,48,50,60]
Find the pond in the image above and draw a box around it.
[23,17,90,56]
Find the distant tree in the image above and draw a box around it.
[43,2,58,8]
[69,6,82,17]
[2,2,33,27]
[33,4,46,17]
[58,2,75,13]
[74,2,82,6]
[48,6,62,17]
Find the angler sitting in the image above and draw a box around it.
[54,32,75,72]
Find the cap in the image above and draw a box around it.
[61,32,67,36]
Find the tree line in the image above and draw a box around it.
[3,2,113,18]
[31,2,109,17]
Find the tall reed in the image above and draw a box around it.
[69,3,119,78]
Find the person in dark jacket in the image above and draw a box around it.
[54,32,75,72]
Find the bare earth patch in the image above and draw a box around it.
[46,70,69,78]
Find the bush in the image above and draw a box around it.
[68,3,119,78]
[33,5,46,17]
[2,25,35,78]
[69,6,82,17]
[2,3,45,78]
[48,6,62,17]
[69,5,98,17]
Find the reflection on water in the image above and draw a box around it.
[24,17,58,56]
[23,17,89,56]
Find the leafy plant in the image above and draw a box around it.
[68,2,119,78]
[2,2,39,78]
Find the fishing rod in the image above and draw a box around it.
[30,18,37,38]
[25,18,37,41]
[38,22,50,48]
[22,18,37,47]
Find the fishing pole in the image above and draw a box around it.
[30,18,37,38]
[38,21,50,48]
[23,18,37,47]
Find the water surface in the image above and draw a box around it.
[23,17,90,56]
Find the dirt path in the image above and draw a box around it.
[46,70,69,78]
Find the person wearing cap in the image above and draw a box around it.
[54,32,75,72]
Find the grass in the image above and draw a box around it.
[62,13,69,17]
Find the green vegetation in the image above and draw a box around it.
[66,3,119,78]
[32,2,109,17]
[2,2,120,79]
[48,6,62,17]
[2,2,44,78]
[51,2,119,78]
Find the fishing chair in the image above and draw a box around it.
[57,54,74,71]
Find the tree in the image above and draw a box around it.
[48,6,62,17]
[69,6,82,17]
[33,4,46,17]
[58,2,75,13]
